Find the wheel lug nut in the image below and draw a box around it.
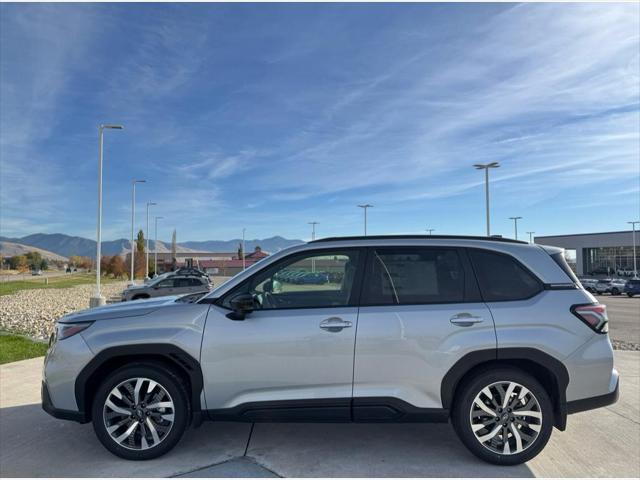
[510,417,515,422]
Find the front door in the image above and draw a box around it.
[200,248,364,420]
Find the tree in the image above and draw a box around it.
[108,255,125,278]
[135,229,146,278]
[25,251,43,270]
[237,242,244,260]
[100,256,110,275]
[9,255,28,271]
[168,229,178,271]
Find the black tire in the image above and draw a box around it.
[92,363,190,460]
[132,294,150,301]
[451,366,553,465]
[628,293,634,298]
[611,288,619,296]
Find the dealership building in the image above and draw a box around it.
[534,230,638,276]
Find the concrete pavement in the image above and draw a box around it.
[1,352,638,477]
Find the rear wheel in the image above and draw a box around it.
[452,367,553,465]
[92,364,189,460]
[611,288,620,296]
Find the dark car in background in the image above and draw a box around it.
[624,279,640,297]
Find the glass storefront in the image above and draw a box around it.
[584,246,639,275]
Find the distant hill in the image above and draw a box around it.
[180,236,303,253]
[0,241,68,262]
[0,233,303,258]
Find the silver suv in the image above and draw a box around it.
[121,271,211,301]
[42,236,618,465]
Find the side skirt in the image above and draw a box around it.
[206,397,449,423]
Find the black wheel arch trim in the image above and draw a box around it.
[74,344,204,424]
[441,347,570,430]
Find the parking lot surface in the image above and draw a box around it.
[595,294,640,349]
[1,351,638,478]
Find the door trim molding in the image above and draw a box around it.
[206,397,449,423]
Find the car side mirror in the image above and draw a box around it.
[227,293,255,321]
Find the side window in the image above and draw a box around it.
[175,278,191,288]
[469,249,542,301]
[362,248,465,305]
[156,279,175,288]
[226,250,360,310]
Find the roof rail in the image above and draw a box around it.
[309,234,528,245]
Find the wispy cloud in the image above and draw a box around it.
[1,3,638,240]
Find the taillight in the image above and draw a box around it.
[571,303,608,333]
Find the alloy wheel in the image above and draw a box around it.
[469,381,543,455]
[103,377,175,451]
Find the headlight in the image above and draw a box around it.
[56,322,94,341]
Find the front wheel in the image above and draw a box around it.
[452,367,553,465]
[611,288,620,296]
[92,364,189,460]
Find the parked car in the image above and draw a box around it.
[609,279,627,295]
[43,235,617,465]
[579,278,598,293]
[121,273,211,301]
[624,279,640,297]
[297,272,330,284]
[616,268,635,277]
[31,269,43,276]
[594,279,612,295]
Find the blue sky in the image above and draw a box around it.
[1,3,639,242]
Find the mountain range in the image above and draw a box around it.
[0,233,303,259]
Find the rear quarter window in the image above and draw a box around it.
[469,249,542,301]
[549,252,579,285]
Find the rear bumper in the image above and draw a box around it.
[567,377,619,414]
[41,381,87,423]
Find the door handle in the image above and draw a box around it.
[450,313,484,326]
[319,317,352,332]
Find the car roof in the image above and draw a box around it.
[310,234,527,245]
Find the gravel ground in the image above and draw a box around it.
[0,282,127,340]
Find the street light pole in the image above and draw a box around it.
[509,216,523,240]
[145,202,156,279]
[91,124,123,308]
[357,204,373,236]
[527,231,535,244]
[154,216,164,276]
[242,228,246,270]
[129,179,145,285]
[473,162,500,236]
[629,221,639,279]
[426,228,434,235]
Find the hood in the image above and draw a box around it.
[123,284,150,292]
[59,295,180,324]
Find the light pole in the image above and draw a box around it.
[629,221,639,279]
[357,204,373,236]
[509,216,522,240]
[527,231,535,244]
[242,228,246,270]
[129,179,145,285]
[473,162,500,236]
[145,202,156,279]
[154,216,164,276]
[426,228,435,235]
[308,222,319,272]
[91,124,123,308]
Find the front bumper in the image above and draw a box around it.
[567,377,619,414]
[41,381,88,423]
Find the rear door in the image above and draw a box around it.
[353,247,495,416]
